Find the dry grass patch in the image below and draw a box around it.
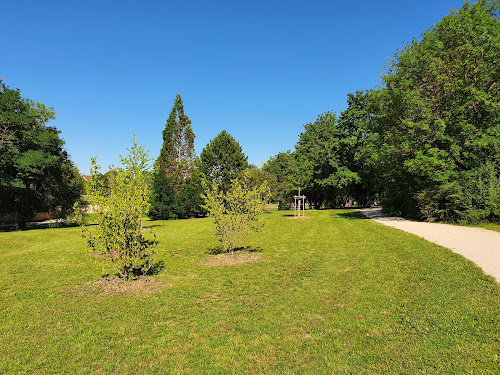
[203,252,263,266]
[77,276,172,296]
[288,216,310,220]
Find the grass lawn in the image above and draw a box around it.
[475,223,500,233]
[0,209,499,374]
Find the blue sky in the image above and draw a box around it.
[2,0,464,173]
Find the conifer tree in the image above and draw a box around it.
[150,94,205,219]
[200,130,249,192]
[157,93,195,180]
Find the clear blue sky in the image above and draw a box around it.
[2,0,464,174]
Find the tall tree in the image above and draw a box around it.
[295,112,359,209]
[373,0,500,221]
[338,91,381,207]
[200,130,248,191]
[263,151,297,209]
[0,80,84,228]
[157,93,195,179]
[150,94,205,219]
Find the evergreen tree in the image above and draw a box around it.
[149,94,205,219]
[200,130,248,191]
[157,93,195,180]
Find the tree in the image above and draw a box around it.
[263,151,298,209]
[150,94,205,219]
[157,93,195,179]
[372,0,500,221]
[337,90,381,207]
[202,173,270,253]
[294,112,359,209]
[200,130,249,191]
[0,80,84,228]
[78,138,156,280]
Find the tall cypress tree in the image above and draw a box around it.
[157,93,195,180]
[150,94,205,219]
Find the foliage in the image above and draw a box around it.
[337,91,381,207]
[294,111,360,209]
[416,162,500,223]
[372,0,500,219]
[239,167,278,201]
[202,172,270,253]
[263,151,298,209]
[78,138,156,280]
[156,93,195,178]
[0,80,84,228]
[200,130,249,191]
[149,162,206,220]
[150,94,204,219]
[265,1,499,223]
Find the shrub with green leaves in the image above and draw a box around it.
[202,173,270,253]
[77,138,156,280]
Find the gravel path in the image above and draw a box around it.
[358,207,500,283]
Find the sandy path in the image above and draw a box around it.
[358,207,500,283]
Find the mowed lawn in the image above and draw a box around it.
[0,210,499,374]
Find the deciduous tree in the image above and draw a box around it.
[0,80,84,228]
[202,173,269,253]
[78,138,156,280]
[373,0,500,221]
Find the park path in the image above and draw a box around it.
[358,207,500,283]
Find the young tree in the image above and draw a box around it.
[202,173,270,253]
[78,138,156,280]
[0,80,84,228]
[200,130,249,191]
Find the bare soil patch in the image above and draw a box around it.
[203,252,263,266]
[288,216,310,220]
[76,276,172,296]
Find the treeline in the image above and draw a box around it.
[2,1,498,227]
[264,1,500,223]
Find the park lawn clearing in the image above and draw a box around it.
[0,209,499,374]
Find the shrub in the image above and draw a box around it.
[202,173,270,253]
[77,139,156,280]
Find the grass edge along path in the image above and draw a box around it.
[0,209,499,374]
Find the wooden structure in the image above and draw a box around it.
[294,188,307,217]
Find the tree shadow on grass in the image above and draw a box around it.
[336,211,368,220]
[145,260,166,276]
[0,221,83,232]
[206,246,263,255]
[99,260,166,280]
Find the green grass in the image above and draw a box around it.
[475,223,500,233]
[1,209,499,374]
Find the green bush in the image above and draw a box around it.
[417,163,500,224]
[77,140,156,280]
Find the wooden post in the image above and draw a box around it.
[294,188,306,218]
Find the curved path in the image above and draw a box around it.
[358,207,500,283]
